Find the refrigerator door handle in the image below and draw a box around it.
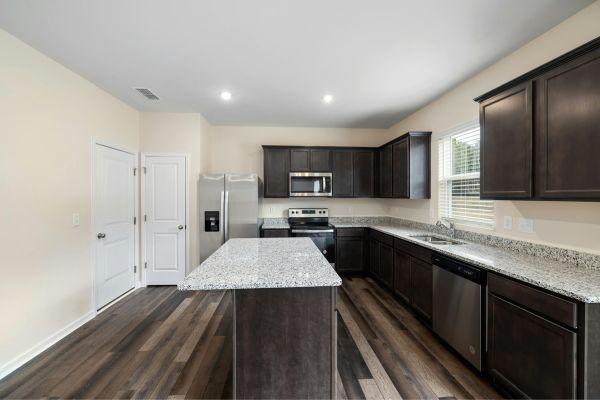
[220,190,225,235]
[224,190,230,241]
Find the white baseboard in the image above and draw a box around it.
[0,310,96,381]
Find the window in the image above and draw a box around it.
[438,121,494,227]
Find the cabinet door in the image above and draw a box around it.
[392,138,409,198]
[369,239,380,278]
[379,145,392,197]
[393,250,411,303]
[379,244,393,288]
[290,149,310,172]
[410,257,432,322]
[535,47,600,200]
[488,294,576,399]
[332,150,353,197]
[336,237,364,272]
[480,82,533,199]
[310,149,331,172]
[264,148,290,198]
[353,150,375,197]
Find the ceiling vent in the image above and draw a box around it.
[134,88,160,100]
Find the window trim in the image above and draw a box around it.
[438,120,494,228]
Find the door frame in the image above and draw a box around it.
[140,153,190,286]
[91,138,139,312]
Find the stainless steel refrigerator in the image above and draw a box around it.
[199,173,259,263]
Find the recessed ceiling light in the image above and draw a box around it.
[220,91,232,101]
[322,94,333,104]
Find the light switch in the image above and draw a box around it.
[503,216,513,230]
[518,218,534,233]
[72,213,80,227]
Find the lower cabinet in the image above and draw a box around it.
[260,228,290,238]
[336,236,365,272]
[410,257,433,322]
[369,239,380,278]
[379,244,393,288]
[393,250,411,303]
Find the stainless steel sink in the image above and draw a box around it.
[409,235,464,245]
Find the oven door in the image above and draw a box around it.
[290,229,335,263]
[289,172,332,197]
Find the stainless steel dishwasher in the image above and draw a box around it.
[432,253,486,371]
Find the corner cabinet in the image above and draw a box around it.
[476,37,600,201]
[386,132,431,199]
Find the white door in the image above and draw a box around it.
[143,155,186,285]
[94,144,136,310]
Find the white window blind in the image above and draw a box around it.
[438,122,494,227]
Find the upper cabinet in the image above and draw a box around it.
[262,132,431,199]
[290,148,331,172]
[263,147,290,198]
[352,150,376,198]
[480,82,533,199]
[331,150,353,197]
[476,37,600,201]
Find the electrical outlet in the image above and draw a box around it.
[518,218,534,233]
[503,216,513,230]
[72,213,80,227]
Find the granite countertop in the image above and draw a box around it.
[334,222,600,303]
[178,238,341,290]
[261,223,290,229]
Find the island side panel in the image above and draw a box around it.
[234,286,336,399]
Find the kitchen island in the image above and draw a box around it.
[178,237,341,399]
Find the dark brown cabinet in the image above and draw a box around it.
[261,228,290,238]
[479,82,533,199]
[310,149,331,172]
[535,46,600,200]
[386,132,431,199]
[410,257,433,322]
[353,150,376,197]
[335,228,365,272]
[392,138,409,198]
[290,149,310,172]
[331,150,353,197]
[393,250,411,303]
[379,145,392,197]
[476,37,600,201]
[488,294,576,399]
[369,239,380,278]
[263,147,289,198]
[379,244,394,288]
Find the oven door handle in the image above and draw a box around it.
[291,229,334,234]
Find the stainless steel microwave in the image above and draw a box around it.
[289,172,332,197]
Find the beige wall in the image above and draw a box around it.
[0,29,139,368]
[139,112,211,272]
[208,125,391,217]
[384,1,600,254]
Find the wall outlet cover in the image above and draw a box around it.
[518,218,534,233]
[72,213,80,227]
[503,216,513,230]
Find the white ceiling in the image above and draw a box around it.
[0,0,592,128]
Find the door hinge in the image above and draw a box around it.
[133,167,137,176]
[144,214,147,222]
[144,262,147,269]
[134,265,137,273]
[143,167,147,174]
[133,216,137,225]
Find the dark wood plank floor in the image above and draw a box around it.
[0,277,504,399]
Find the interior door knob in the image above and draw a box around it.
[178,225,184,230]
[97,233,106,239]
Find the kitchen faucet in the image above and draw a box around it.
[436,218,456,238]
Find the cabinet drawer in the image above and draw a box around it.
[488,273,577,329]
[336,227,364,237]
[261,229,290,238]
[394,238,431,263]
[369,229,393,246]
